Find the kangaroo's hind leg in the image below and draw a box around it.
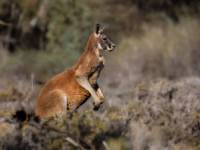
[38,90,68,130]
[42,90,68,119]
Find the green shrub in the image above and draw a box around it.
[46,0,93,51]
[0,49,80,80]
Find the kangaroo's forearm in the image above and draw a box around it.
[91,82,105,102]
[97,87,105,100]
[76,76,100,103]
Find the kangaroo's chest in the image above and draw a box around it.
[91,48,105,73]
[89,56,104,85]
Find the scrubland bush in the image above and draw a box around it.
[130,77,200,150]
[1,78,200,149]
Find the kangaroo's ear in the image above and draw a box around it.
[95,23,104,35]
[95,23,100,34]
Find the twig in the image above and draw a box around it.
[24,74,35,102]
[0,20,11,26]
[65,137,86,150]
[103,141,110,150]
[0,117,16,124]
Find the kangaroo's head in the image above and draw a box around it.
[92,24,116,52]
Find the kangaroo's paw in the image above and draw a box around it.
[93,101,103,111]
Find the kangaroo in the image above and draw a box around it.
[35,24,116,119]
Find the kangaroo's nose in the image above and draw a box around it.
[112,44,116,48]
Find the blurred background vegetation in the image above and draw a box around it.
[0,0,200,149]
[0,0,200,80]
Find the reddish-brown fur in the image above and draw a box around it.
[35,31,107,119]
